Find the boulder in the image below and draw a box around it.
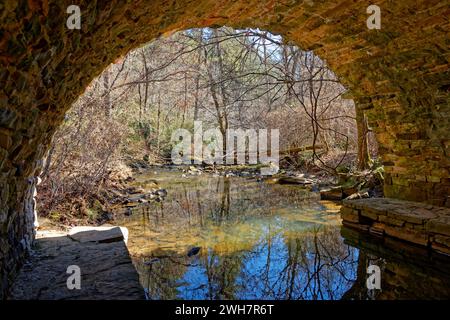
[320,186,343,200]
[345,191,370,200]
[277,176,314,185]
[155,188,167,197]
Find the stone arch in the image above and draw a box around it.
[0,0,448,297]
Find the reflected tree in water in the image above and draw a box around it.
[140,225,358,299]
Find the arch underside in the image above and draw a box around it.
[0,0,448,298]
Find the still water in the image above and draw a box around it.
[116,168,359,300]
[115,168,450,300]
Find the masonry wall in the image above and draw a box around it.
[0,0,448,298]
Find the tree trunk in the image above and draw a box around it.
[156,91,161,153]
[103,70,111,117]
[356,106,371,170]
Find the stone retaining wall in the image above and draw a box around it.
[341,198,450,255]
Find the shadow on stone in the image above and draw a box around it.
[341,226,450,300]
[9,227,144,300]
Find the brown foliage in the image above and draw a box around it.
[37,91,128,223]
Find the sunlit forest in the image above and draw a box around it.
[37,27,379,222]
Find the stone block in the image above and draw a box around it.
[342,221,370,233]
[0,147,7,169]
[0,133,12,150]
[426,216,450,236]
[405,222,424,231]
[360,208,379,221]
[387,207,437,225]
[431,242,450,256]
[341,206,360,223]
[0,108,18,129]
[427,176,441,183]
[434,234,450,248]
[384,225,429,246]
[415,175,427,182]
[379,215,405,227]
[392,176,410,186]
[369,222,385,237]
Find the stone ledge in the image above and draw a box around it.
[68,226,129,244]
[341,197,450,255]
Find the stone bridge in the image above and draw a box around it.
[0,0,448,298]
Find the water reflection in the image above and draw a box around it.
[136,227,358,300]
[116,169,358,300]
[115,168,450,300]
[342,227,450,300]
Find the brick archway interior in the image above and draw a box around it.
[0,0,448,297]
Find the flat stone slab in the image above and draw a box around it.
[426,216,450,236]
[341,198,450,255]
[68,226,129,243]
[9,227,144,300]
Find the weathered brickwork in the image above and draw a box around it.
[341,198,450,255]
[0,0,448,298]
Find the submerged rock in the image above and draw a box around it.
[187,246,201,257]
[101,212,114,222]
[125,208,133,216]
[143,193,158,200]
[188,166,203,175]
[155,188,167,197]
